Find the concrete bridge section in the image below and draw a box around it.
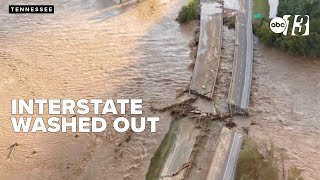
[227,0,253,114]
[189,2,223,99]
[206,128,243,180]
[156,0,253,179]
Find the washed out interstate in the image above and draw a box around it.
[0,0,320,180]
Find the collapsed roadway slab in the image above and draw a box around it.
[227,0,253,114]
[206,128,243,180]
[189,2,223,99]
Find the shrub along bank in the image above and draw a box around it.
[254,0,320,57]
[236,140,304,180]
[176,0,200,23]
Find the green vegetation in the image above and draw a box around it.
[254,0,320,57]
[146,119,179,180]
[236,140,305,180]
[176,0,200,23]
[287,167,304,180]
[236,140,279,180]
[253,0,269,20]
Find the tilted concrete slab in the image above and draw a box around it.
[228,0,253,114]
[221,131,243,180]
[189,3,223,99]
[206,127,233,180]
[206,128,243,180]
[160,118,200,180]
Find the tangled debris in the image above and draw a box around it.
[223,9,236,29]
[7,142,19,159]
[115,130,133,147]
[160,160,192,179]
[188,26,200,61]
[225,118,236,129]
[149,86,235,179]
[188,24,200,72]
[151,97,197,119]
[176,87,190,99]
[151,95,233,125]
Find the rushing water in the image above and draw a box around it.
[0,0,195,179]
[250,37,320,180]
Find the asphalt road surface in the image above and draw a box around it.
[189,3,223,99]
[228,0,253,113]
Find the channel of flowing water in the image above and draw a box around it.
[250,37,320,180]
[0,0,195,179]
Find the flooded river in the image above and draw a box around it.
[0,0,194,179]
[1,0,319,179]
[250,38,320,180]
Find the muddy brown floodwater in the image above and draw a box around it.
[0,0,195,179]
[250,37,320,180]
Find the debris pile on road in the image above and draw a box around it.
[151,97,197,119]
